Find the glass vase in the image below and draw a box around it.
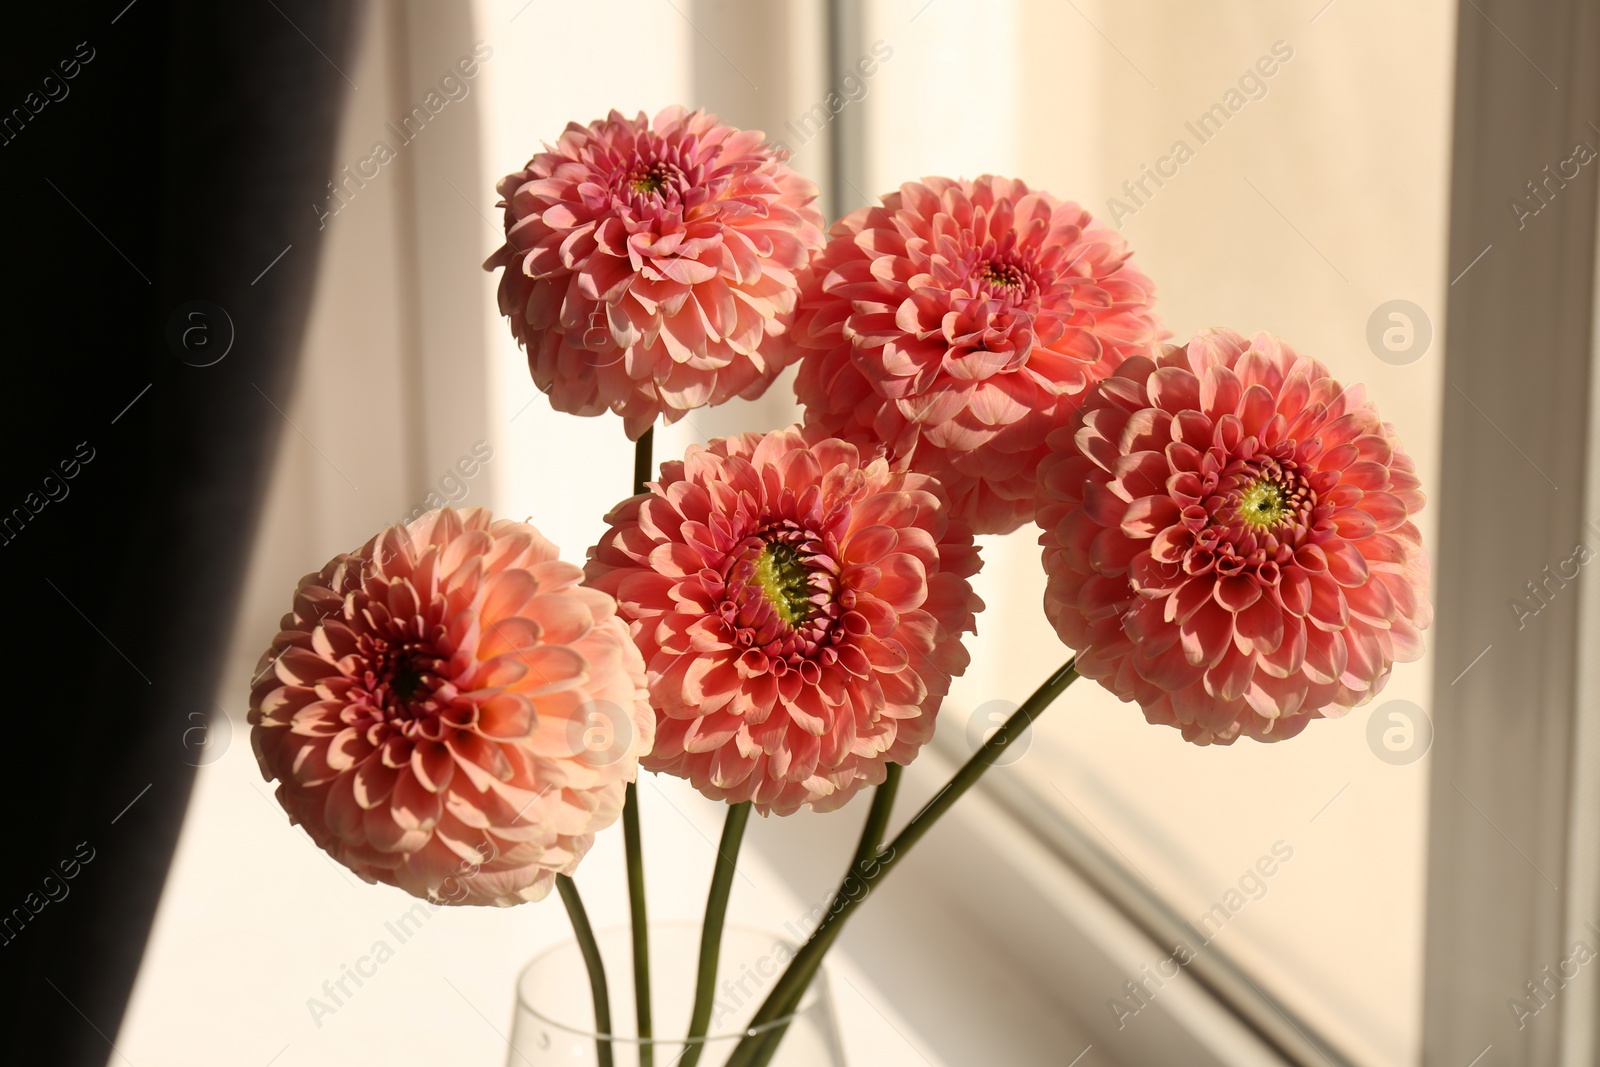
[508,922,845,1066]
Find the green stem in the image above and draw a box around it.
[625,426,654,1065]
[727,659,1080,1067]
[556,874,614,1067]
[679,801,754,1067]
[622,784,651,1065]
[633,425,654,495]
[849,763,902,875]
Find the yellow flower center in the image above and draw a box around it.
[755,542,814,625]
[1239,479,1290,529]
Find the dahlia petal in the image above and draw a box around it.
[352,756,399,810]
[1121,496,1181,538]
[1180,601,1233,667]
[1090,527,1144,573]
[478,693,537,739]
[518,593,597,645]
[1279,569,1313,616]
[683,711,742,753]
[1084,481,1128,528]
[1359,491,1410,531]
[879,664,929,707]
[1388,616,1426,661]
[1214,575,1261,612]
[289,701,345,738]
[1233,596,1285,655]
[1129,552,1184,596]
[1341,631,1383,689]
[1243,676,1302,720]
[326,727,369,772]
[1303,631,1347,685]
[391,770,443,832]
[1200,365,1243,421]
[1150,525,1193,565]
[1206,647,1256,702]
[287,740,338,788]
[1346,577,1396,627]
[846,524,899,562]
[1148,366,1201,414]
[1307,574,1349,630]
[711,743,757,789]
[482,569,538,620]
[1324,541,1372,587]
[1112,451,1170,501]
[875,552,930,610]
[1238,384,1276,437]
[276,646,339,686]
[478,617,543,659]
[1138,642,1204,690]
[365,806,432,857]
[323,772,364,838]
[1168,575,1216,625]
[411,741,454,793]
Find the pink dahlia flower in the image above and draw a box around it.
[485,107,826,439]
[790,175,1166,535]
[585,427,982,815]
[249,508,653,906]
[1037,329,1431,744]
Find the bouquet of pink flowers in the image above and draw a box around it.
[248,106,1430,1066]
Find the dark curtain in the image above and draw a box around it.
[0,1,360,1061]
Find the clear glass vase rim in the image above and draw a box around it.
[513,919,823,1046]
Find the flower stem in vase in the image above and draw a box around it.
[728,659,1080,1067]
[556,874,615,1067]
[680,800,754,1067]
[621,784,650,1064]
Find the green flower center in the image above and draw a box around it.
[755,542,815,625]
[1238,479,1290,529]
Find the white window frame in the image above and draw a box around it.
[1421,1,1600,1065]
